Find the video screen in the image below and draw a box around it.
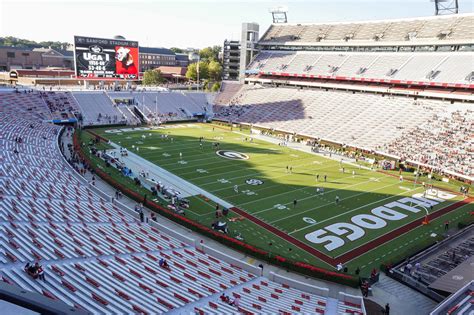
[74,36,139,79]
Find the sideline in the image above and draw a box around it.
[105,141,234,209]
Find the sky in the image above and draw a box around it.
[0,0,473,49]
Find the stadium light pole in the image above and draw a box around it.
[196,54,200,92]
[269,6,289,23]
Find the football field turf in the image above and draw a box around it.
[89,123,473,275]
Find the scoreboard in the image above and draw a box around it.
[74,36,139,79]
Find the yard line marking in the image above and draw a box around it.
[198,157,338,187]
[163,149,318,177]
[207,163,372,197]
[111,137,338,187]
[286,185,424,234]
[241,173,380,213]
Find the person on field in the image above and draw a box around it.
[293,199,297,207]
[324,174,327,182]
[316,174,319,181]
[233,185,239,193]
[335,195,340,204]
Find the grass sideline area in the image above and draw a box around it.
[80,123,473,277]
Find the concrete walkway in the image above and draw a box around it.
[370,273,437,315]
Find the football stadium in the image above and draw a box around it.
[0,1,473,314]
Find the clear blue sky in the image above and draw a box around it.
[0,0,473,49]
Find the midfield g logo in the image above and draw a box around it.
[216,150,249,160]
[246,179,264,186]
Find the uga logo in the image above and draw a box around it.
[89,45,103,53]
[216,150,249,160]
[246,179,263,185]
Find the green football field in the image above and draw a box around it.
[87,123,473,276]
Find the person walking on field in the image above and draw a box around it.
[293,199,297,208]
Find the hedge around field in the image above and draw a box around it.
[73,130,359,287]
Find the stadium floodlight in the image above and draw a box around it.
[269,6,288,23]
[431,0,459,15]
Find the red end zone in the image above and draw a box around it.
[230,196,473,266]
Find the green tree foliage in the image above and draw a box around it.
[199,45,221,62]
[142,69,164,85]
[203,79,210,91]
[170,47,184,54]
[208,60,222,82]
[185,63,197,81]
[185,61,209,81]
[0,36,70,50]
[211,82,221,92]
[186,46,223,85]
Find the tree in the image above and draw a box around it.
[185,61,209,81]
[208,60,222,81]
[199,45,221,62]
[170,47,184,54]
[211,82,221,92]
[211,45,221,61]
[199,47,214,61]
[185,63,197,81]
[0,36,70,50]
[142,69,164,85]
[203,79,210,91]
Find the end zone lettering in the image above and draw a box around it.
[304,190,456,252]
